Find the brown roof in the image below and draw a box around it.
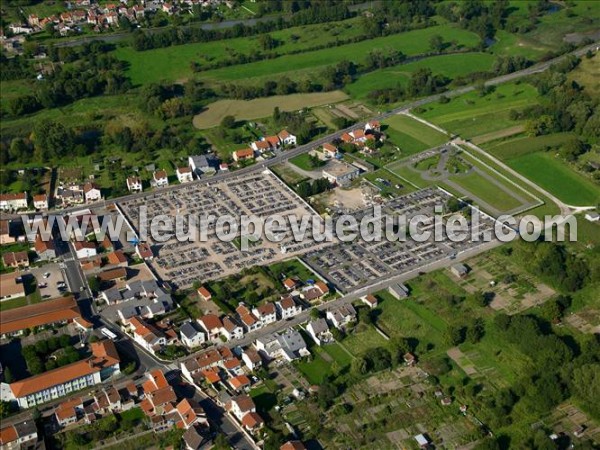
[197,286,211,299]
[34,234,55,253]
[279,296,296,310]
[10,341,118,398]
[229,374,250,390]
[199,314,222,331]
[154,170,167,180]
[222,316,240,332]
[243,348,262,364]
[241,412,263,429]
[323,143,337,153]
[107,250,127,265]
[253,140,271,150]
[74,240,96,251]
[316,281,329,295]
[364,294,377,304]
[240,314,258,327]
[278,129,291,139]
[83,182,99,193]
[255,303,275,317]
[234,148,254,159]
[149,386,177,407]
[0,426,18,445]
[177,166,191,174]
[33,194,47,202]
[283,278,296,289]
[0,296,79,335]
[97,267,127,282]
[137,243,153,258]
[232,395,254,413]
[142,370,169,393]
[0,193,26,201]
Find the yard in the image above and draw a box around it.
[383,114,448,156]
[449,170,524,212]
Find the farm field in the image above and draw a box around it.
[383,114,448,156]
[192,91,348,129]
[484,133,576,160]
[345,52,496,100]
[506,151,600,206]
[188,25,482,84]
[415,82,539,139]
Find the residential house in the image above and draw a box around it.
[54,397,83,427]
[277,295,302,320]
[255,328,309,362]
[232,148,255,162]
[0,193,28,211]
[197,314,223,341]
[74,240,97,259]
[180,347,235,384]
[277,130,297,146]
[282,278,298,291]
[34,234,56,260]
[300,281,329,302]
[128,316,166,355]
[94,386,121,414]
[221,316,244,341]
[153,170,169,188]
[280,441,307,450]
[349,129,367,142]
[362,294,378,308]
[188,155,217,177]
[584,212,599,222]
[0,273,25,302]
[322,160,360,186]
[322,143,338,159]
[0,220,17,245]
[183,425,207,450]
[241,411,264,434]
[33,193,48,210]
[83,182,101,202]
[4,340,119,408]
[177,167,194,183]
[236,303,261,332]
[197,286,211,301]
[228,374,251,392]
[107,250,128,267]
[136,243,153,260]
[226,394,255,421]
[180,322,205,349]
[2,251,29,269]
[326,304,357,330]
[388,283,409,299]
[251,139,272,153]
[306,318,332,346]
[0,420,37,449]
[97,267,127,283]
[241,347,262,371]
[127,176,143,192]
[364,120,381,132]
[252,303,277,326]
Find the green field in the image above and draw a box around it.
[507,151,600,206]
[341,324,390,356]
[345,52,496,100]
[362,168,418,197]
[485,133,576,160]
[569,53,600,96]
[296,342,352,384]
[289,153,319,171]
[383,114,448,156]
[181,25,481,85]
[450,171,524,212]
[192,91,348,129]
[416,82,539,138]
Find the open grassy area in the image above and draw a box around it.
[296,342,352,385]
[271,163,309,186]
[345,52,496,100]
[507,151,600,206]
[362,168,418,197]
[192,91,348,129]
[569,53,600,97]
[0,297,28,312]
[415,82,539,138]
[383,114,448,156]
[288,153,320,172]
[341,323,390,356]
[484,133,576,160]
[189,24,481,84]
[450,170,524,211]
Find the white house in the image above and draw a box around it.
[197,314,223,341]
[255,329,309,362]
[322,143,338,159]
[127,176,143,192]
[227,395,255,422]
[277,296,302,320]
[177,167,194,183]
[306,318,332,346]
[326,304,357,330]
[278,130,297,146]
[362,294,378,309]
[0,193,28,211]
[221,316,244,341]
[74,241,97,259]
[241,348,262,371]
[585,212,599,222]
[180,322,206,349]
[128,317,166,355]
[153,170,169,188]
[33,194,48,210]
[252,303,277,326]
[83,182,101,202]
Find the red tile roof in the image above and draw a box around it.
[0,296,79,335]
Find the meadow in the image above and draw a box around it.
[383,114,448,156]
[192,91,348,129]
[569,53,600,96]
[415,82,539,139]
[450,170,524,212]
[344,52,496,100]
[507,151,600,206]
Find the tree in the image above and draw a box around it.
[213,433,230,450]
[571,364,600,418]
[466,318,485,343]
[220,115,236,129]
[429,34,444,52]
[3,367,14,384]
[358,307,373,325]
[87,276,100,294]
[351,355,369,375]
[368,347,392,372]
[445,324,465,346]
[310,308,322,320]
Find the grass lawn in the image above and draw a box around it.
[0,297,28,312]
[271,164,309,186]
[414,154,441,171]
[450,171,524,212]
[191,25,481,84]
[192,91,348,129]
[268,258,316,283]
[341,323,390,356]
[322,342,354,366]
[416,82,539,138]
[345,52,496,100]
[569,53,600,96]
[383,115,448,156]
[385,163,435,189]
[507,151,600,206]
[362,168,418,197]
[296,350,333,385]
[484,133,576,160]
[289,153,319,171]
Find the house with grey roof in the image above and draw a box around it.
[180,322,205,349]
[306,318,332,346]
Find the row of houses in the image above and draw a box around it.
[55,182,102,208]
[232,129,296,162]
[0,192,48,211]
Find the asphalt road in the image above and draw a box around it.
[46,40,599,218]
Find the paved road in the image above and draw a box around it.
[45,40,598,217]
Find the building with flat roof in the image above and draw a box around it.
[2,340,120,409]
[322,161,360,186]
